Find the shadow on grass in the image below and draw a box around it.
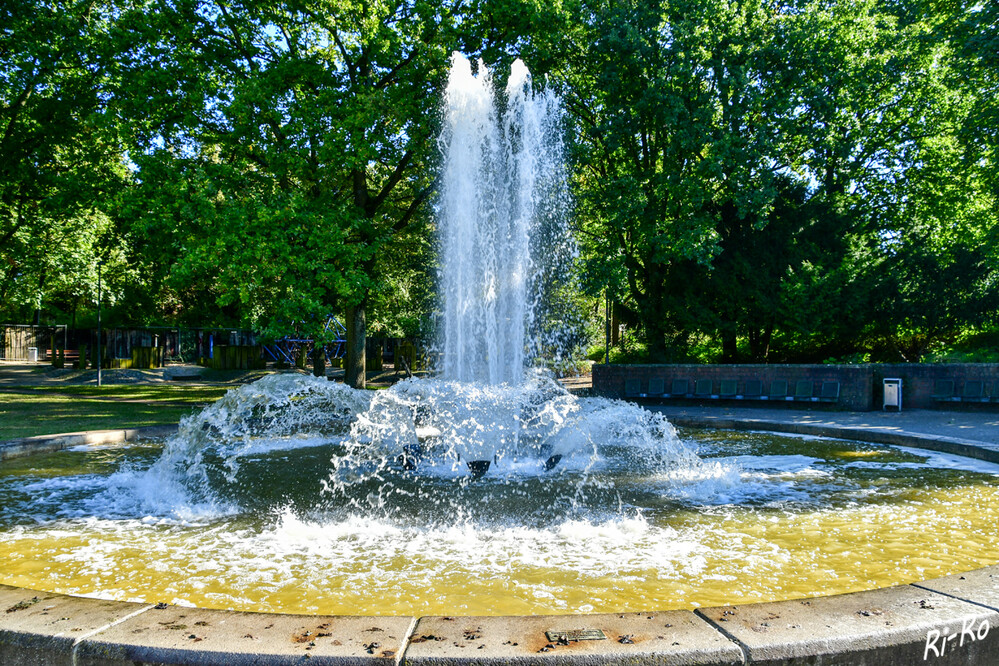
[0,393,200,440]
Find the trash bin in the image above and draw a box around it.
[27,347,38,363]
[883,378,902,411]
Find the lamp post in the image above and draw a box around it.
[604,290,611,366]
[97,259,104,387]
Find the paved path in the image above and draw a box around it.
[0,362,422,387]
[649,403,999,448]
[0,363,64,386]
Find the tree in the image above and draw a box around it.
[865,123,999,360]
[550,0,992,362]
[114,0,458,384]
[952,0,998,197]
[0,0,129,323]
[552,0,792,360]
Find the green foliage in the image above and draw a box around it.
[0,0,131,324]
[547,0,998,363]
[924,328,999,364]
[3,0,996,365]
[951,1,998,197]
[110,0,461,340]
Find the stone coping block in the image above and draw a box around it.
[696,583,999,665]
[403,612,742,665]
[5,578,999,664]
[0,583,151,666]
[75,604,415,666]
[0,425,178,461]
[916,566,999,613]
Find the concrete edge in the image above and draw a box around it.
[658,413,999,464]
[4,574,999,665]
[0,425,178,461]
[4,420,999,663]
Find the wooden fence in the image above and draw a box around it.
[0,325,66,361]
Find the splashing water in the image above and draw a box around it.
[119,371,706,529]
[325,371,704,526]
[100,374,374,521]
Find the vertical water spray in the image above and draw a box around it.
[438,53,571,385]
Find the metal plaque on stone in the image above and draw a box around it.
[545,629,607,642]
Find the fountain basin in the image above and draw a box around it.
[3,414,999,664]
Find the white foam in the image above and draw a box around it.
[877,446,999,475]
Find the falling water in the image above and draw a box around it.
[438,53,571,385]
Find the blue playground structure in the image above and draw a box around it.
[262,315,347,365]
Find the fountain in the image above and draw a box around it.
[3,53,999,665]
[432,52,577,474]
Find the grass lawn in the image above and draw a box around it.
[0,385,231,440]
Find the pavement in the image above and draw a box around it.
[0,361,421,388]
[649,403,999,448]
[0,362,219,386]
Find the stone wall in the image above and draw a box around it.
[872,363,999,409]
[593,363,999,411]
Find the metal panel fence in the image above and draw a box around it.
[0,325,67,361]
[1,325,258,364]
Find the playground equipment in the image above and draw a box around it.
[262,315,347,366]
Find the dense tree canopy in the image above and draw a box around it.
[1,0,131,325]
[110,0,464,382]
[547,0,997,362]
[2,0,996,370]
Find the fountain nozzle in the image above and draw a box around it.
[467,460,491,479]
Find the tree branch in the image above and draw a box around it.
[369,149,414,214]
[392,181,434,233]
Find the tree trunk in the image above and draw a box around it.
[721,326,738,363]
[312,345,326,378]
[748,323,774,363]
[642,299,671,363]
[345,303,366,388]
[762,321,773,362]
[637,281,672,362]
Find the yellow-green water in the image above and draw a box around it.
[1,431,997,616]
